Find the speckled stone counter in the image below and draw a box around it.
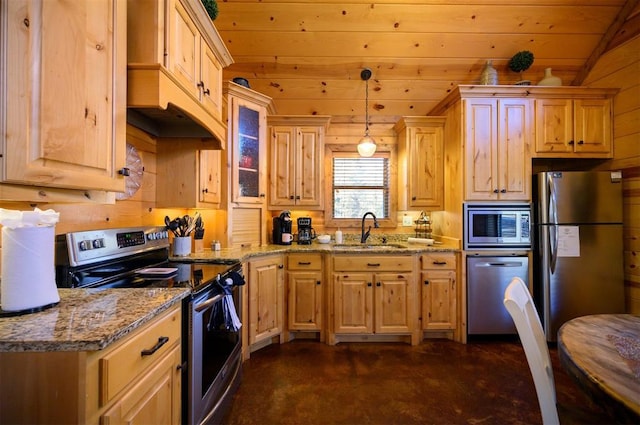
[0,287,189,352]
[175,240,460,263]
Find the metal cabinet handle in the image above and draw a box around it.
[141,336,169,356]
[118,167,130,176]
[298,261,311,265]
[424,280,429,285]
[278,264,284,269]
[376,282,381,287]
[500,189,506,193]
[568,140,574,145]
[493,189,499,193]
[203,88,210,96]
[316,280,321,285]
[202,188,209,193]
[577,140,584,145]
[290,195,295,200]
[367,282,372,287]
[432,261,447,265]
[367,263,380,267]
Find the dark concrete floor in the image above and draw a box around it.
[223,338,616,425]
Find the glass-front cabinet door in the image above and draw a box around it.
[227,83,271,204]
[237,105,261,199]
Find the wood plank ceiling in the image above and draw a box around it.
[215,0,640,123]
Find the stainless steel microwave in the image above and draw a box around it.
[463,203,532,250]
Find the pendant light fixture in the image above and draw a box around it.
[357,68,376,157]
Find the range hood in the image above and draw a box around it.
[127,64,226,148]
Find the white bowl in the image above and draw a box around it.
[317,235,331,244]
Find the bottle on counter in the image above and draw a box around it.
[335,228,343,244]
[212,240,221,251]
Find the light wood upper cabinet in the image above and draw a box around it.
[1,0,126,192]
[464,98,532,201]
[127,0,232,142]
[156,140,221,208]
[534,97,613,157]
[268,116,331,210]
[395,117,445,210]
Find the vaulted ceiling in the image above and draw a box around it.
[215,0,640,123]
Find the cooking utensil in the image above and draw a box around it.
[165,215,180,237]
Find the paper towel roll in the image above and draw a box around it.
[1,226,60,311]
[407,237,434,245]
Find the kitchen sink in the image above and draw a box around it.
[332,243,407,250]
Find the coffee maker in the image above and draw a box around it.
[272,211,293,245]
[297,217,315,245]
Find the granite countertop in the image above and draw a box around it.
[0,287,190,353]
[178,239,460,263]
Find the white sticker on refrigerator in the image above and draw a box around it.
[557,226,580,257]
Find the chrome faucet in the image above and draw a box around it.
[360,212,379,243]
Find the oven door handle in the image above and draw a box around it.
[195,293,225,312]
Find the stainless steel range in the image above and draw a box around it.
[55,226,244,425]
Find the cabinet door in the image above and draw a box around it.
[497,99,531,200]
[421,270,457,330]
[231,98,267,203]
[199,150,221,204]
[296,126,324,208]
[374,273,413,334]
[167,0,200,99]
[408,125,443,208]
[269,126,296,207]
[249,256,284,345]
[287,271,322,331]
[574,99,612,154]
[534,99,574,154]
[464,99,498,200]
[333,273,373,334]
[2,0,125,191]
[101,345,182,425]
[200,42,222,116]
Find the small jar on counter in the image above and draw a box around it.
[212,240,221,251]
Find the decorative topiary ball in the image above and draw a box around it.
[508,51,535,73]
[201,0,218,21]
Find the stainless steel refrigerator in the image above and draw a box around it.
[533,171,625,341]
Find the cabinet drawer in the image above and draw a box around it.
[333,256,413,272]
[99,306,181,405]
[287,253,322,270]
[420,253,456,270]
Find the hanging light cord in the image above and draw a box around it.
[364,77,370,136]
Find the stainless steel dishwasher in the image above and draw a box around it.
[467,256,529,335]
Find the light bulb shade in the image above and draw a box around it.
[357,135,377,157]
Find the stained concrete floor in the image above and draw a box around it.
[223,338,616,425]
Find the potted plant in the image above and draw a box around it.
[508,50,534,85]
[201,0,218,21]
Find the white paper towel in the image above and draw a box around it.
[407,237,434,245]
[1,226,60,311]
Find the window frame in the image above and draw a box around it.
[324,145,397,229]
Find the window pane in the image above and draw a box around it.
[332,157,389,219]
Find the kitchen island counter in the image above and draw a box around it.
[0,287,189,352]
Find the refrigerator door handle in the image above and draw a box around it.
[547,174,559,273]
[549,224,558,273]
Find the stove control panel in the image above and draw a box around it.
[57,226,170,267]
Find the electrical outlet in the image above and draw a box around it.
[402,215,413,226]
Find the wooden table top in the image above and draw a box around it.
[558,314,640,423]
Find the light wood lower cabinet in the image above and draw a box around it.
[330,255,418,345]
[248,254,285,351]
[286,253,323,336]
[420,253,458,335]
[0,305,182,425]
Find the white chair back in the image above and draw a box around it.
[504,277,559,425]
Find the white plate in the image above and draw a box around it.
[137,267,178,275]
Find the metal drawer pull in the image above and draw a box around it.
[298,261,311,265]
[367,263,380,267]
[141,336,169,356]
[432,261,447,265]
